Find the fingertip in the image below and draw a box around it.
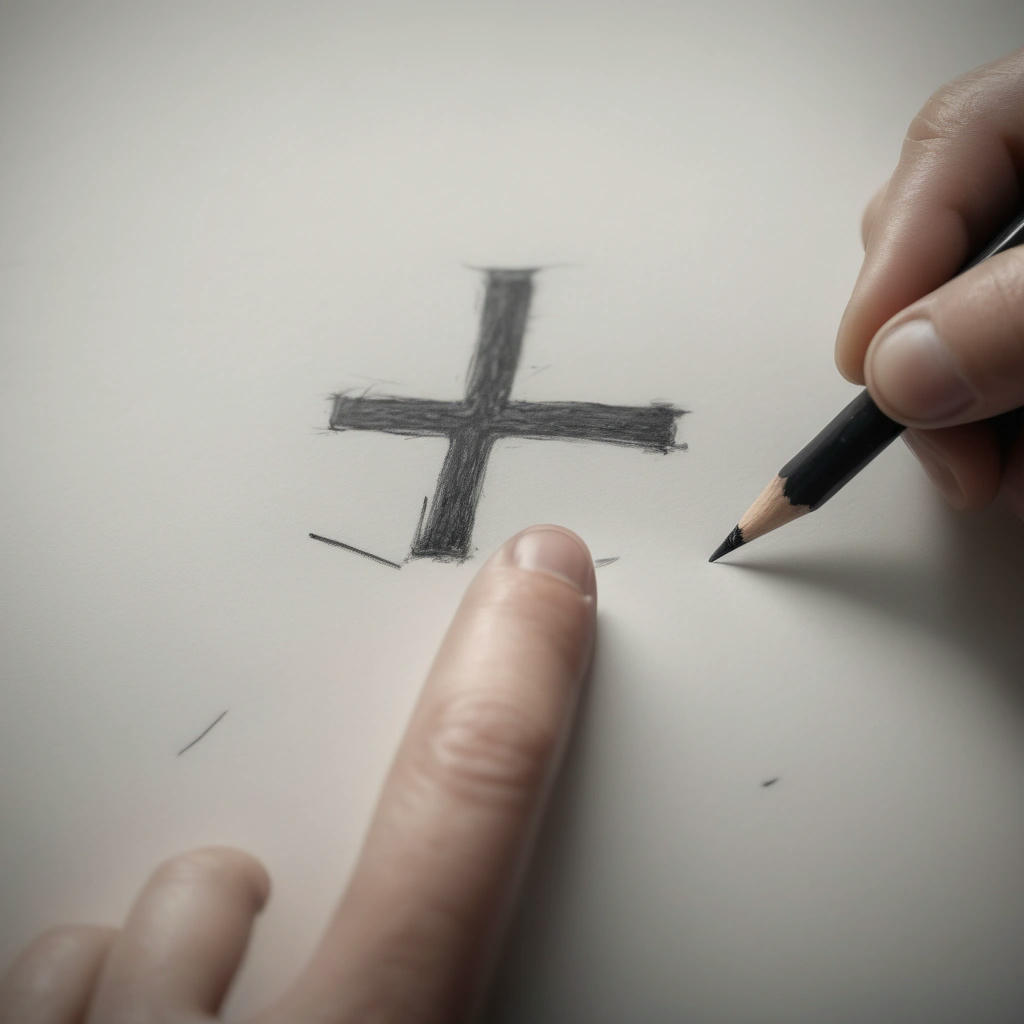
[88,846,271,1022]
[499,524,596,600]
[148,846,271,915]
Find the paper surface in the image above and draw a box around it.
[3,4,1024,1021]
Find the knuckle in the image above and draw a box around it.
[905,73,992,148]
[906,94,964,146]
[421,689,557,807]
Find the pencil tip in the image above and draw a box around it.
[709,525,744,563]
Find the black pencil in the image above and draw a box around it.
[710,207,1024,563]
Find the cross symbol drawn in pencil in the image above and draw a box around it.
[330,268,685,562]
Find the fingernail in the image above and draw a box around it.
[868,318,974,423]
[512,526,595,596]
[902,431,966,508]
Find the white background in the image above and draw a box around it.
[3,3,1024,1021]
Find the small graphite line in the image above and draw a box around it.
[594,557,619,568]
[177,710,228,757]
[309,532,402,570]
[761,777,780,788]
[527,363,552,377]
[413,496,428,548]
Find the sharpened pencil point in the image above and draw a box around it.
[709,525,744,563]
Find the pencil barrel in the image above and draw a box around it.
[780,390,904,509]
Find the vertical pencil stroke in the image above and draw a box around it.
[413,431,496,561]
[465,269,537,413]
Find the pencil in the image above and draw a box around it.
[710,207,1024,563]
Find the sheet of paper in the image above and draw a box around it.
[3,3,1024,1021]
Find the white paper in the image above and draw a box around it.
[3,3,1024,1022]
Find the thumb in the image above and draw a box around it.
[835,47,1024,384]
[864,248,1024,428]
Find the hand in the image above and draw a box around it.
[0,526,597,1024]
[835,46,1024,517]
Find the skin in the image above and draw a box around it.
[0,525,597,1024]
[6,49,1024,1024]
[836,46,1024,518]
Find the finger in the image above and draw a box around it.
[863,248,1024,428]
[860,180,890,249]
[836,47,1024,382]
[0,925,115,1024]
[268,525,597,1024]
[1000,432,1024,520]
[902,423,1001,510]
[87,847,269,1023]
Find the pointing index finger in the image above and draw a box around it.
[263,526,597,1024]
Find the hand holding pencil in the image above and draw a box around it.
[838,46,1024,517]
[713,47,1024,560]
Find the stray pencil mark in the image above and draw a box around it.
[594,557,620,568]
[177,710,229,757]
[309,532,402,570]
[350,373,401,386]
[527,363,552,378]
[761,777,780,788]
[412,496,429,550]
[330,269,686,562]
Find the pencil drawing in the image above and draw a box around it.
[594,557,620,568]
[330,268,685,562]
[309,532,403,570]
[177,710,228,757]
